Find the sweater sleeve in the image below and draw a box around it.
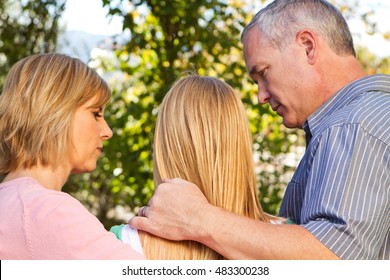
[23,190,145,260]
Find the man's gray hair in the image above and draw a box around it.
[241,0,356,57]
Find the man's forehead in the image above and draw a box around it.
[243,32,270,69]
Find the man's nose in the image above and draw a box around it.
[258,85,271,104]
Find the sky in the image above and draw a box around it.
[61,0,123,36]
[61,0,390,58]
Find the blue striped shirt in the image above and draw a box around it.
[279,74,390,259]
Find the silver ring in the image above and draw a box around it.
[141,206,148,217]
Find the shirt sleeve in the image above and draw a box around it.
[110,224,144,256]
[301,123,389,259]
[110,224,125,241]
[24,191,145,260]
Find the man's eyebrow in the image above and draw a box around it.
[249,64,264,76]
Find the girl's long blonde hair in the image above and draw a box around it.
[142,74,270,259]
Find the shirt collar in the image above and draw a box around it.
[303,74,390,139]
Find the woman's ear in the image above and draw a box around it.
[296,30,317,64]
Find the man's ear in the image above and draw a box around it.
[296,30,317,64]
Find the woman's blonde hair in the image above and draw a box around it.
[143,74,270,259]
[0,53,111,174]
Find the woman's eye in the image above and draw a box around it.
[93,112,102,118]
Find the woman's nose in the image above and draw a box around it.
[101,119,113,140]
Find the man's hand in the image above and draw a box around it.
[129,179,339,259]
[129,178,211,241]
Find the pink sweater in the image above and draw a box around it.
[0,177,145,260]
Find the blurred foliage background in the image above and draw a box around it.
[1,0,389,229]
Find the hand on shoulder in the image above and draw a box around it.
[130,178,211,241]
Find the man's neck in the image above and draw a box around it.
[320,55,367,102]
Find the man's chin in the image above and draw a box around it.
[282,118,301,129]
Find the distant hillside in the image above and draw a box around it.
[57,30,113,63]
